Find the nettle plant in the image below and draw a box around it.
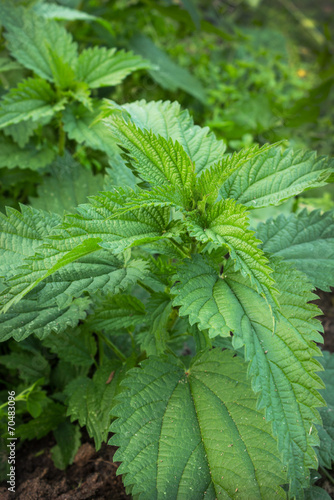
[0,3,150,169]
[1,100,334,498]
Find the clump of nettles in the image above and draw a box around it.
[1,99,334,499]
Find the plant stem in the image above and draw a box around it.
[98,332,127,362]
[137,280,155,295]
[320,466,334,485]
[58,117,66,156]
[170,238,190,258]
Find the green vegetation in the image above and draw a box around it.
[1,1,334,498]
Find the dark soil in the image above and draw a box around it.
[0,430,130,500]
[0,289,333,500]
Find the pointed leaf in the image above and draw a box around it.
[104,99,226,174]
[219,148,334,208]
[51,421,81,470]
[110,350,287,499]
[109,116,195,199]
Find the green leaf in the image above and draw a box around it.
[257,209,334,292]
[0,351,50,383]
[316,351,334,470]
[1,5,78,82]
[136,293,172,356]
[0,296,90,342]
[42,327,97,368]
[130,34,207,103]
[65,359,124,449]
[219,148,334,208]
[63,101,122,161]
[75,46,150,88]
[32,2,98,21]
[29,153,104,215]
[63,192,173,255]
[304,486,332,500]
[0,78,66,128]
[196,143,277,205]
[110,350,287,499]
[172,255,325,495]
[87,294,146,333]
[51,421,81,470]
[16,402,66,440]
[108,116,195,200]
[0,205,61,280]
[3,120,40,148]
[0,133,55,170]
[104,99,226,174]
[185,199,277,310]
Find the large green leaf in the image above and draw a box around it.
[185,199,277,310]
[0,78,66,128]
[172,255,325,495]
[1,4,78,81]
[219,148,333,208]
[104,99,226,174]
[75,46,150,88]
[110,350,287,499]
[257,209,334,291]
[29,153,104,215]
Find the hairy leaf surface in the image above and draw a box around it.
[104,99,226,173]
[110,350,287,499]
[219,148,333,208]
[109,117,195,198]
[172,255,325,494]
[257,209,334,291]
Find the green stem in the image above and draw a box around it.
[58,117,66,156]
[137,280,155,295]
[170,238,190,258]
[320,466,334,485]
[98,332,127,362]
